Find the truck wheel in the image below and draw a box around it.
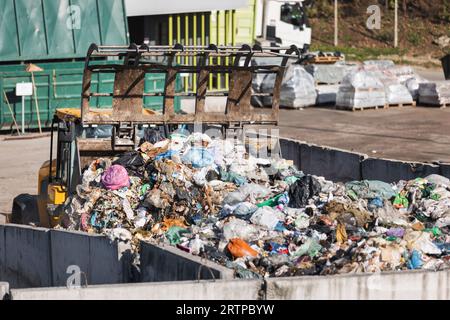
[11,194,40,226]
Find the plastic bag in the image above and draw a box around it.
[405,231,441,255]
[407,250,423,269]
[223,184,271,206]
[189,235,205,255]
[166,226,189,245]
[294,211,310,229]
[250,206,283,230]
[101,165,130,190]
[227,238,258,258]
[222,219,258,241]
[291,238,322,258]
[346,180,396,200]
[386,227,405,238]
[426,174,450,187]
[182,147,215,168]
[288,175,321,208]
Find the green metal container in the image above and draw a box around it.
[0,61,182,131]
[0,0,129,62]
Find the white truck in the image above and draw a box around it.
[255,0,313,51]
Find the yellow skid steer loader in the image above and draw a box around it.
[12,43,300,228]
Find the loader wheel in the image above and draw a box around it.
[11,194,39,226]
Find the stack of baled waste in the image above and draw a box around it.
[251,57,283,108]
[418,81,450,107]
[304,61,359,85]
[336,69,386,109]
[363,66,414,105]
[315,85,340,105]
[60,130,450,279]
[255,63,317,109]
[278,64,317,108]
[389,66,428,101]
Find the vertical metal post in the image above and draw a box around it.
[232,10,236,46]
[201,13,205,47]
[193,13,197,93]
[394,0,398,48]
[184,14,189,92]
[216,11,221,90]
[168,14,173,45]
[334,0,338,47]
[208,13,213,91]
[21,95,25,134]
[177,14,181,64]
[225,10,230,89]
[251,0,257,42]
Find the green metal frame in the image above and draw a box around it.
[0,0,129,62]
[0,60,182,131]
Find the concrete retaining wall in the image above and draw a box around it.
[6,269,450,300]
[0,224,132,288]
[280,137,450,182]
[361,158,440,183]
[140,241,235,282]
[265,269,450,300]
[0,282,9,300]
[49,229,131,287]
[0,224,236,289]
[10,279,261,300]
[0,224,52,288]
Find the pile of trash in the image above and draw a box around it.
[60,131,450,278]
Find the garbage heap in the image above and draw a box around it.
[61,131,450,278]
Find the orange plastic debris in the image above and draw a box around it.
[227,238,258,258]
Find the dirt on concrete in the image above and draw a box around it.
[0,134,53,218]
[275,106,450,163]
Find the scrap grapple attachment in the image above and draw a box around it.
[81,43,301,129]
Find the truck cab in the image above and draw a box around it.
[256,0,312,51]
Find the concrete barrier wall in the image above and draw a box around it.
[279,138,301,168]
[361,158,440,183]
[49,229,131,287]
[0,282,9,300]
[0,224,131,288]
[299,143,364,182]
[0,224,235,289]
[440,162,450,178]
[10,279,261,300]
[7,269,450,300]
[140,241,235,282]
[265,269,450,300]
[0,224,52,288]
[280,137,450,182]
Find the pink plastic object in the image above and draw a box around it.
[101,165,130,190]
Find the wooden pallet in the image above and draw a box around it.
[311,56,344,64]
[336,105,388,112]
[386,101,417,108]
[418,102,448,109]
